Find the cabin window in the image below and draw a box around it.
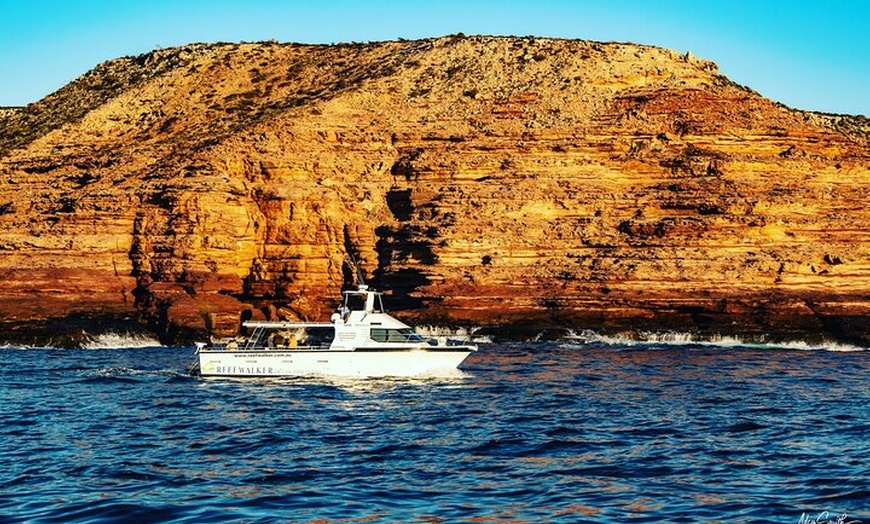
[370,328,424,343]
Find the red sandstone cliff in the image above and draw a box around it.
[1,35,868,346]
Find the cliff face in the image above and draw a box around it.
[1,35,869,345]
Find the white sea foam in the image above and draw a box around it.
[1,332,163,350]
[80,332,163,349]
[562,329,865,352]
[415,325,492,344]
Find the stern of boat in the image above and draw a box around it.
[187,342,207,376]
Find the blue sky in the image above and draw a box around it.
[1,0,868,115]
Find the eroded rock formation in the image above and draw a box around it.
[1,35,868,345]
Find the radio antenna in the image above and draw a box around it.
[348,252,366,287]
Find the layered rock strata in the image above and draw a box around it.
[1,35,868,345]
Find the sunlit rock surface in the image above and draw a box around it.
[1,35,868,345]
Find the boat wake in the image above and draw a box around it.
[561,329,866,352]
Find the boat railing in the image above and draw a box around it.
[243,325,268,351]
[204,342,332,352]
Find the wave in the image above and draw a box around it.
[1,332,163,350]
[415,325,493,344]
[0,344,49,350]
[561,329,866,352]
[80,332,163,349]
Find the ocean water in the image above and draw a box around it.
[0,335,867,523]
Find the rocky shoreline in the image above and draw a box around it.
[1,317,863,349]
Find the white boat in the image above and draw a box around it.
[191,285,477,378]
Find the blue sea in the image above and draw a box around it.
[1,332,867,523]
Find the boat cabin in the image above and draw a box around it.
[216,285,425,352]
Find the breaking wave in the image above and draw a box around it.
[415,325,492,344]
[80,332,163,349]
[561,329,866,352]
[1,332,163,350]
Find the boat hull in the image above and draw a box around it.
[196,348,473,378]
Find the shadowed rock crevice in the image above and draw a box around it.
[386,188,414,221]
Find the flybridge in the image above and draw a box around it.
[240,284,387,330]
[340,284,386,313]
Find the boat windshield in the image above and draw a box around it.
[345,293,366,311]
[370,328,425,343]
[343,291,386,313]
